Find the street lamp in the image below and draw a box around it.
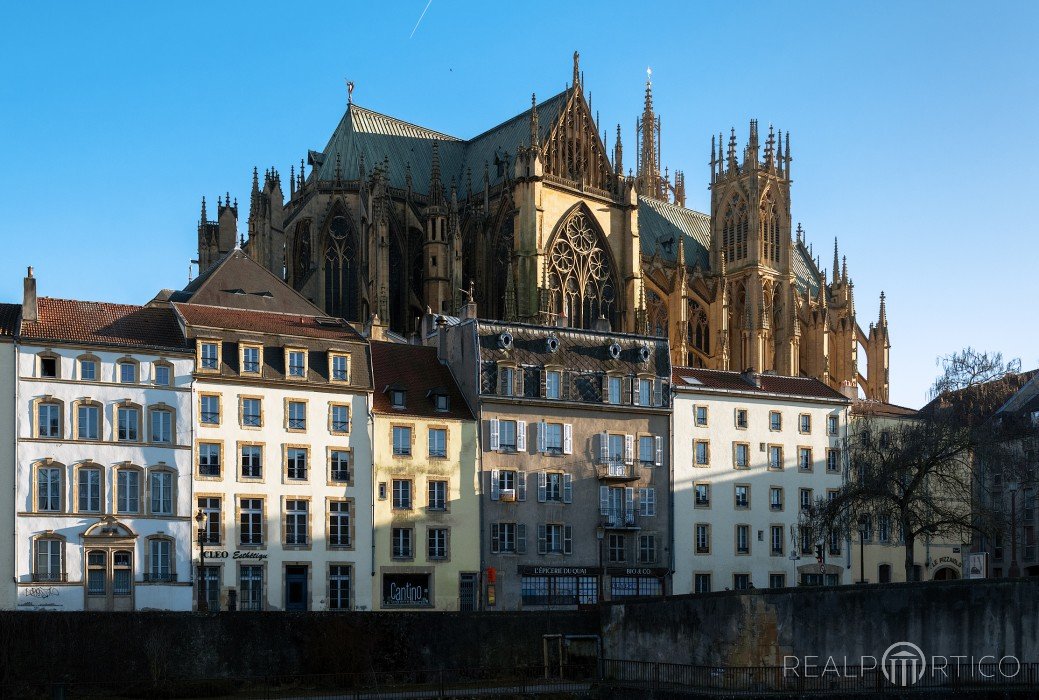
[194,508,208,612]
[596,525,605,604]
[1008,481,1020,578]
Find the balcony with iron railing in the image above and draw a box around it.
[596,460,639,482]
[601,507,639,530]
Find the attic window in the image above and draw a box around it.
[315,317,345,327]
[390,389,406,409]
[39,356,58,379]
[221,288,246,295]
[429,391,450,412]
[250,290,274,298]
[608,343,622,360]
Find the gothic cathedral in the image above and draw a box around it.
[195,53,890,401]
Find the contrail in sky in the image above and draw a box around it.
[409,0,433,38]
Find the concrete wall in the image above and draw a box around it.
[0,609,597,686]
[600,579,1039,667]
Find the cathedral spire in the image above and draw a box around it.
[727,128,737,170]
[614,124,623,176]
[529,93,539,151]
[842,255,848,283]
[785,131,791,179]
[878,291,887,326]
[765,124,775,167]
[429,140,443,206]
[572,50,580,89]
[832,238,840,284]
[636,67,662,199]
[252,166,259,195]
[200,196,207,224]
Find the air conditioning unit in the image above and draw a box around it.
[500,489,517,502]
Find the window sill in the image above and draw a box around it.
[283,544,312,550]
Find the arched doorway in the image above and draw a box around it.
[931,566,959,581]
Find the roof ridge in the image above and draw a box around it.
[464,89,568,143]
[38,296,145,310]
[349,103,463,142]
[638,194,709,219]
[173,301,338,320]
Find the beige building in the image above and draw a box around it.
[169,249,374,611]
[201,52,891,402]
[431,306,672,609]
[672,367,850,592]
[369,339,479,610]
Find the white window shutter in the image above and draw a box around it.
[645,488,656,516]
[490,470,500,500]
[601,375,609,403]
[632,378,641,406]
[564,525,573,554]
[563,424,573,455]
[536,421,546,454]
[625,487,635,521]
[624,434,634,464]
[599,431,609,463]
[517,471,527,501]
[638,488,647,516]
[654,435,663,466]
[599,485,609,516]
[563,473,573,503]
[515,369,524,397]
[517,524,527,553]
[516,420,527,452]
[537,471,547,503]
[489,418,500,452]
[491,523,500,553]
[537,524,547,554]
[653,379,663,407]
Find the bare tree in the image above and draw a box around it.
[814,349,1033,582]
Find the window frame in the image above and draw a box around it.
[117,358,139,384]
[197,440,223,479]
[285,347,308,379]
[239,395,263,429]
[733,442,750,469]
[329,352,350,383]
[198,340,221,372]
[240,343,263,375]
[328,447,352,485]
[284,445,310,482]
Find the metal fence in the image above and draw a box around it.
[601,657,1039,695]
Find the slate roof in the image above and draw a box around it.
[638,196,711,269]
[851,400,919,418]
[0,303,20,338]
[20,298,189,353]
[316,92,570,197]
[370,340,473,420]
[672,366,848,402]
[173,303,366,342]
[171,249,325,315]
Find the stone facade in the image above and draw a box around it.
[201,52,891,401]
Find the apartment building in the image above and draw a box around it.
[433,307,672,609]
[13,270,195,610]
[370,338,479,610]
[169,250,374,611]
[672,367,850,593]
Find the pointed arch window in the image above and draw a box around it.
[546,209,617,329]
[324,215,359,321]
[687,299,710,355]
[292,220,311,285]
[722,194,748,263]
[760,191,780,264]
[645,289,668,338]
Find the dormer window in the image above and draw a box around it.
[390,389,406,409]
[39,355,58,379]
[330,353,349,382]
[241,345,262,374]
[545,370,561,399]
[286,349,307,378]
[199,342,220,371]
[429,390,449,412]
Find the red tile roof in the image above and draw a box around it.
[0,303,20,338]
[370,340,474,420]
[672,366,849,402]
[174,303,365,341]
[851,400,919,418]
[20,298,188,352]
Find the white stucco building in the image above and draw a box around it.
[13,270,195,610]
[169,250,374,611]
[672,367,850,593]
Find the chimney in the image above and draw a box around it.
[436,316,449,362]
[22,266,38,323]
[741,368,761,388]
[839,380,858,400]
[461,300,477,321]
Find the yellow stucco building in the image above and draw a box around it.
[369,338,480,610]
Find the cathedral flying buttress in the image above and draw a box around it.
[194,51,890,401]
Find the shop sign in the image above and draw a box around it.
[383,573,431,607]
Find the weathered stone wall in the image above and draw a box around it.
[600,579,1039,666]
[0,609,597,686]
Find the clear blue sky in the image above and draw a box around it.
[1,2,1036,408]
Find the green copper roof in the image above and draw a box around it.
[637,195,711,269]
[316,91,570,198]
